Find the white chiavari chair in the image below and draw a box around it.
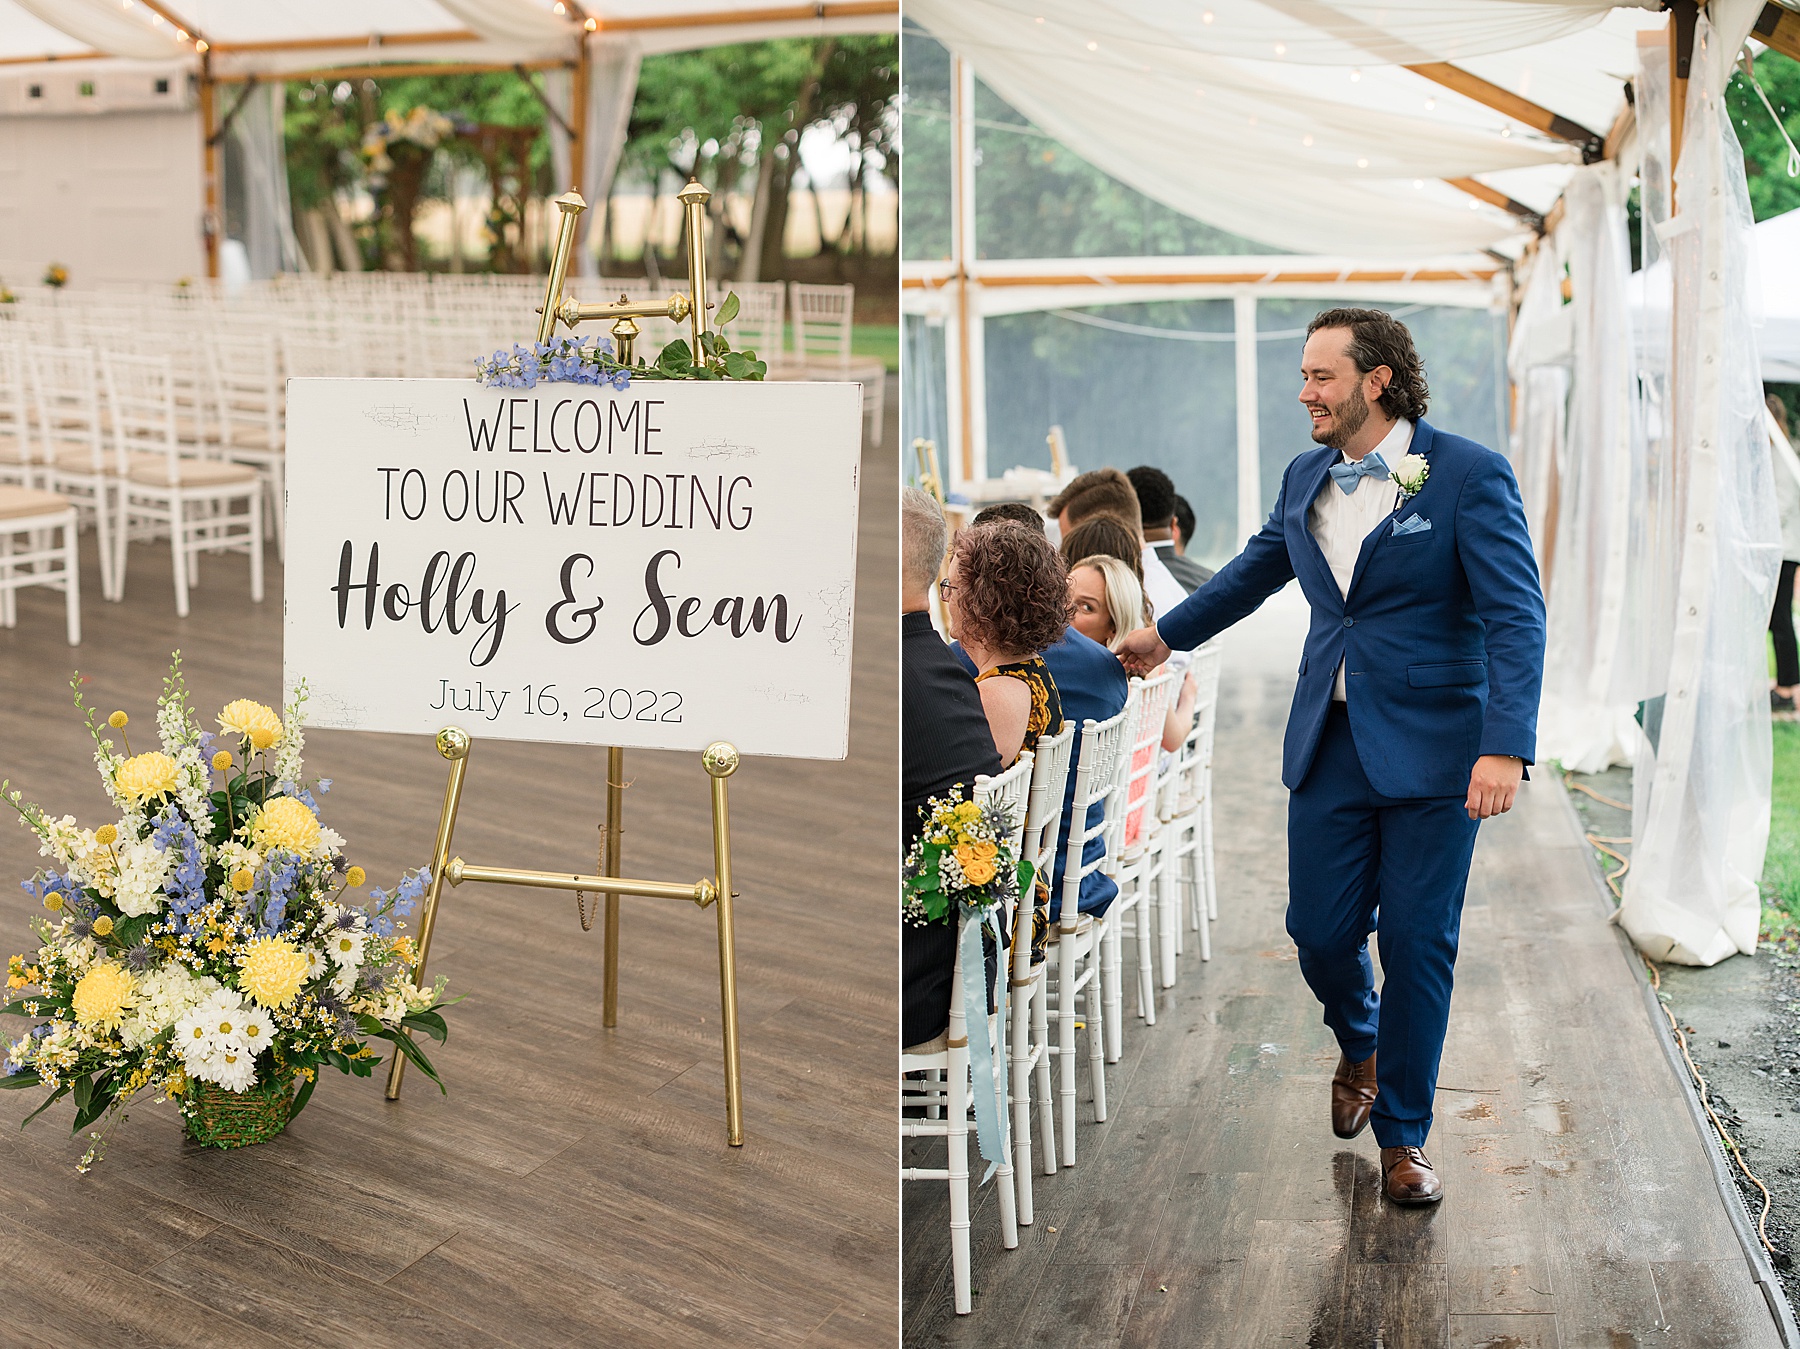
[281,332,351,381]
[1047,696,1133,1167]
[901,753,1033,1316]
[1010,721,1073,1214]
[0,484,80,645]
[787,280,886,446]
[726,279,792,376]
[205,332,286,560]
[1177,640,1227,952]
[30,345,118,601]
[1103,668,1176,1059]
[103,352,263,618]
[0,342,37,489]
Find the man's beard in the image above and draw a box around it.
[1310,385,1370,450]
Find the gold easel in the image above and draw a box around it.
[385,184,748,1148]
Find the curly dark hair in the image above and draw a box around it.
[1307,306,1430,422]
[1059,513,1144,584]
[973,501,1048,534]
[952,522,1072,657]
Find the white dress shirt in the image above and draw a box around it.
[1142,546,1191,638]
[1308,418,1412,700]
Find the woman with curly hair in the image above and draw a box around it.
[941,521,1071,767]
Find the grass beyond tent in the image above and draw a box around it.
[1765,723,1800,934]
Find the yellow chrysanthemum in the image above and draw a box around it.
[108,711,129,729]
[963,859,997,887]
[94,824,118,847]
[253,796,320,855]
[239,937,309,1008]
[114,752,178,804]
[345,865,366,888]
[954,800,982,823]
[230,868,255,894]
[212,751,233,772]
[218,699,284,750]
[91,915,114,937]
[71,963,136,1031]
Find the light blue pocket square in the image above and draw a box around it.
[1392,514,1432,536]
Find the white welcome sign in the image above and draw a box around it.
[284,379,862,759]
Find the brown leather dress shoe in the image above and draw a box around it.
[1330,1051,1378,1139]
[1381,1146,1443,1205]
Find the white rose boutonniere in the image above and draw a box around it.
[1391,453,1430,499]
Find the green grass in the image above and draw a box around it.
[1765,723,1800,932]
[852,324,898,372]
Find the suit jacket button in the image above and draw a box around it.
[1343,616,1354,628]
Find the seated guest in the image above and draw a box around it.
[973,501,1048,531]
[1060,514,1150,615]
[1069,555,1197,753]
[902,487,1004,1050]
[1129,465,1213,592]
[1047,467,1188,636]
[940,522,1071,767]
[1171,493,1205,573]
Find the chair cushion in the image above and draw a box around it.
[127,457,259,489]
[0,485,73,521]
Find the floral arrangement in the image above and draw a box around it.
[0,656,453,1167]
[902,791,1030,928]
[361,105,454,175]
[475,292,766,388]
[42,264,67,289]
[1392,451,1430,499]
[0,279,15,305]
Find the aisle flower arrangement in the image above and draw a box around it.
[42,263,67,289]
[902,791,1030,928]
[1,656,453,1167]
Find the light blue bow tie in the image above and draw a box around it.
[1327,451,1390,495]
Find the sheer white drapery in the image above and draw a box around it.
[9,0,187,60]
[1619,1,1782,967]
[1505,244,1568,565]
[226,80,306,279]
[1536,164,1642,774]
[545,39,644,279]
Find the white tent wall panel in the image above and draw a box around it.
[1619,0,1782,967]
[0,110,203,283]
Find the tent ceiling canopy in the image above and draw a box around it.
[910,0,1672,258]
[0,0,897,71]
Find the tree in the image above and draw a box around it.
[1729,48,1800,223]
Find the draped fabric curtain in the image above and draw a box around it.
[578,37,641,279]
[1619,0,1783,966]
[227,80,305,279]
[1537,163,1641,773]
[1506,251,1569,565]
[9,0,188,60]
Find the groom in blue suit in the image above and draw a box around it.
[1119,308,1545,1205]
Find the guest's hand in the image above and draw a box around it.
[1115,625,1171,676]
[1465,755,1523,820]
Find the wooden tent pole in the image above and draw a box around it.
[199,48,218,279]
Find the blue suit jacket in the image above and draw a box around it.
[1157,419,1546,799]
[954,628,1130,916]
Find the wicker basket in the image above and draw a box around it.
[180,1069,297,1149]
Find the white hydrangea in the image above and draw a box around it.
[119,965,219,1049]
[111,835,173,918]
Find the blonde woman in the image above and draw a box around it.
[1068,556,1196,752]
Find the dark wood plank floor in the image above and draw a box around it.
[0,382,897,1348]
[902,587,1782,1348]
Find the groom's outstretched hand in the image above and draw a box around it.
[1465,755,1524,820]
[1116,625,1171,677]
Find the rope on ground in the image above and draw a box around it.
[1564,772,1632,812]
[1587,835,1632,898]
[1643,955,1776,1255]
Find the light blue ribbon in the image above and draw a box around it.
[958,903,1005,1183]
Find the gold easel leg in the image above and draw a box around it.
[387,727,471,1100]
[701,741,743,1146]
[602,745,623,1029]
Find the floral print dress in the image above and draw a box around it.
[975,656,1063,965]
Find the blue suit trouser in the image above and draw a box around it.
[1287,702,1481,1148]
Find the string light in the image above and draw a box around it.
[1469,199,1482,210]
[1201,11,1214,23]
[1356,157,1369,168]
[584,15,597,29]
[1302,135,1314,146]
[195,38,208,51]
[1413,179,1425,189]
[553,1,566,13]
[1349,68,1361,81]
[1086,40,1097,50]
[1423,97,1436,111]
[1274,42,1286,56]
[1500,127,1512,137]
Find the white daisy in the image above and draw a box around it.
[205,1046,258,1092]
[299,945,327,981]
[237,1005,274,1054]
[326,930,365,969]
